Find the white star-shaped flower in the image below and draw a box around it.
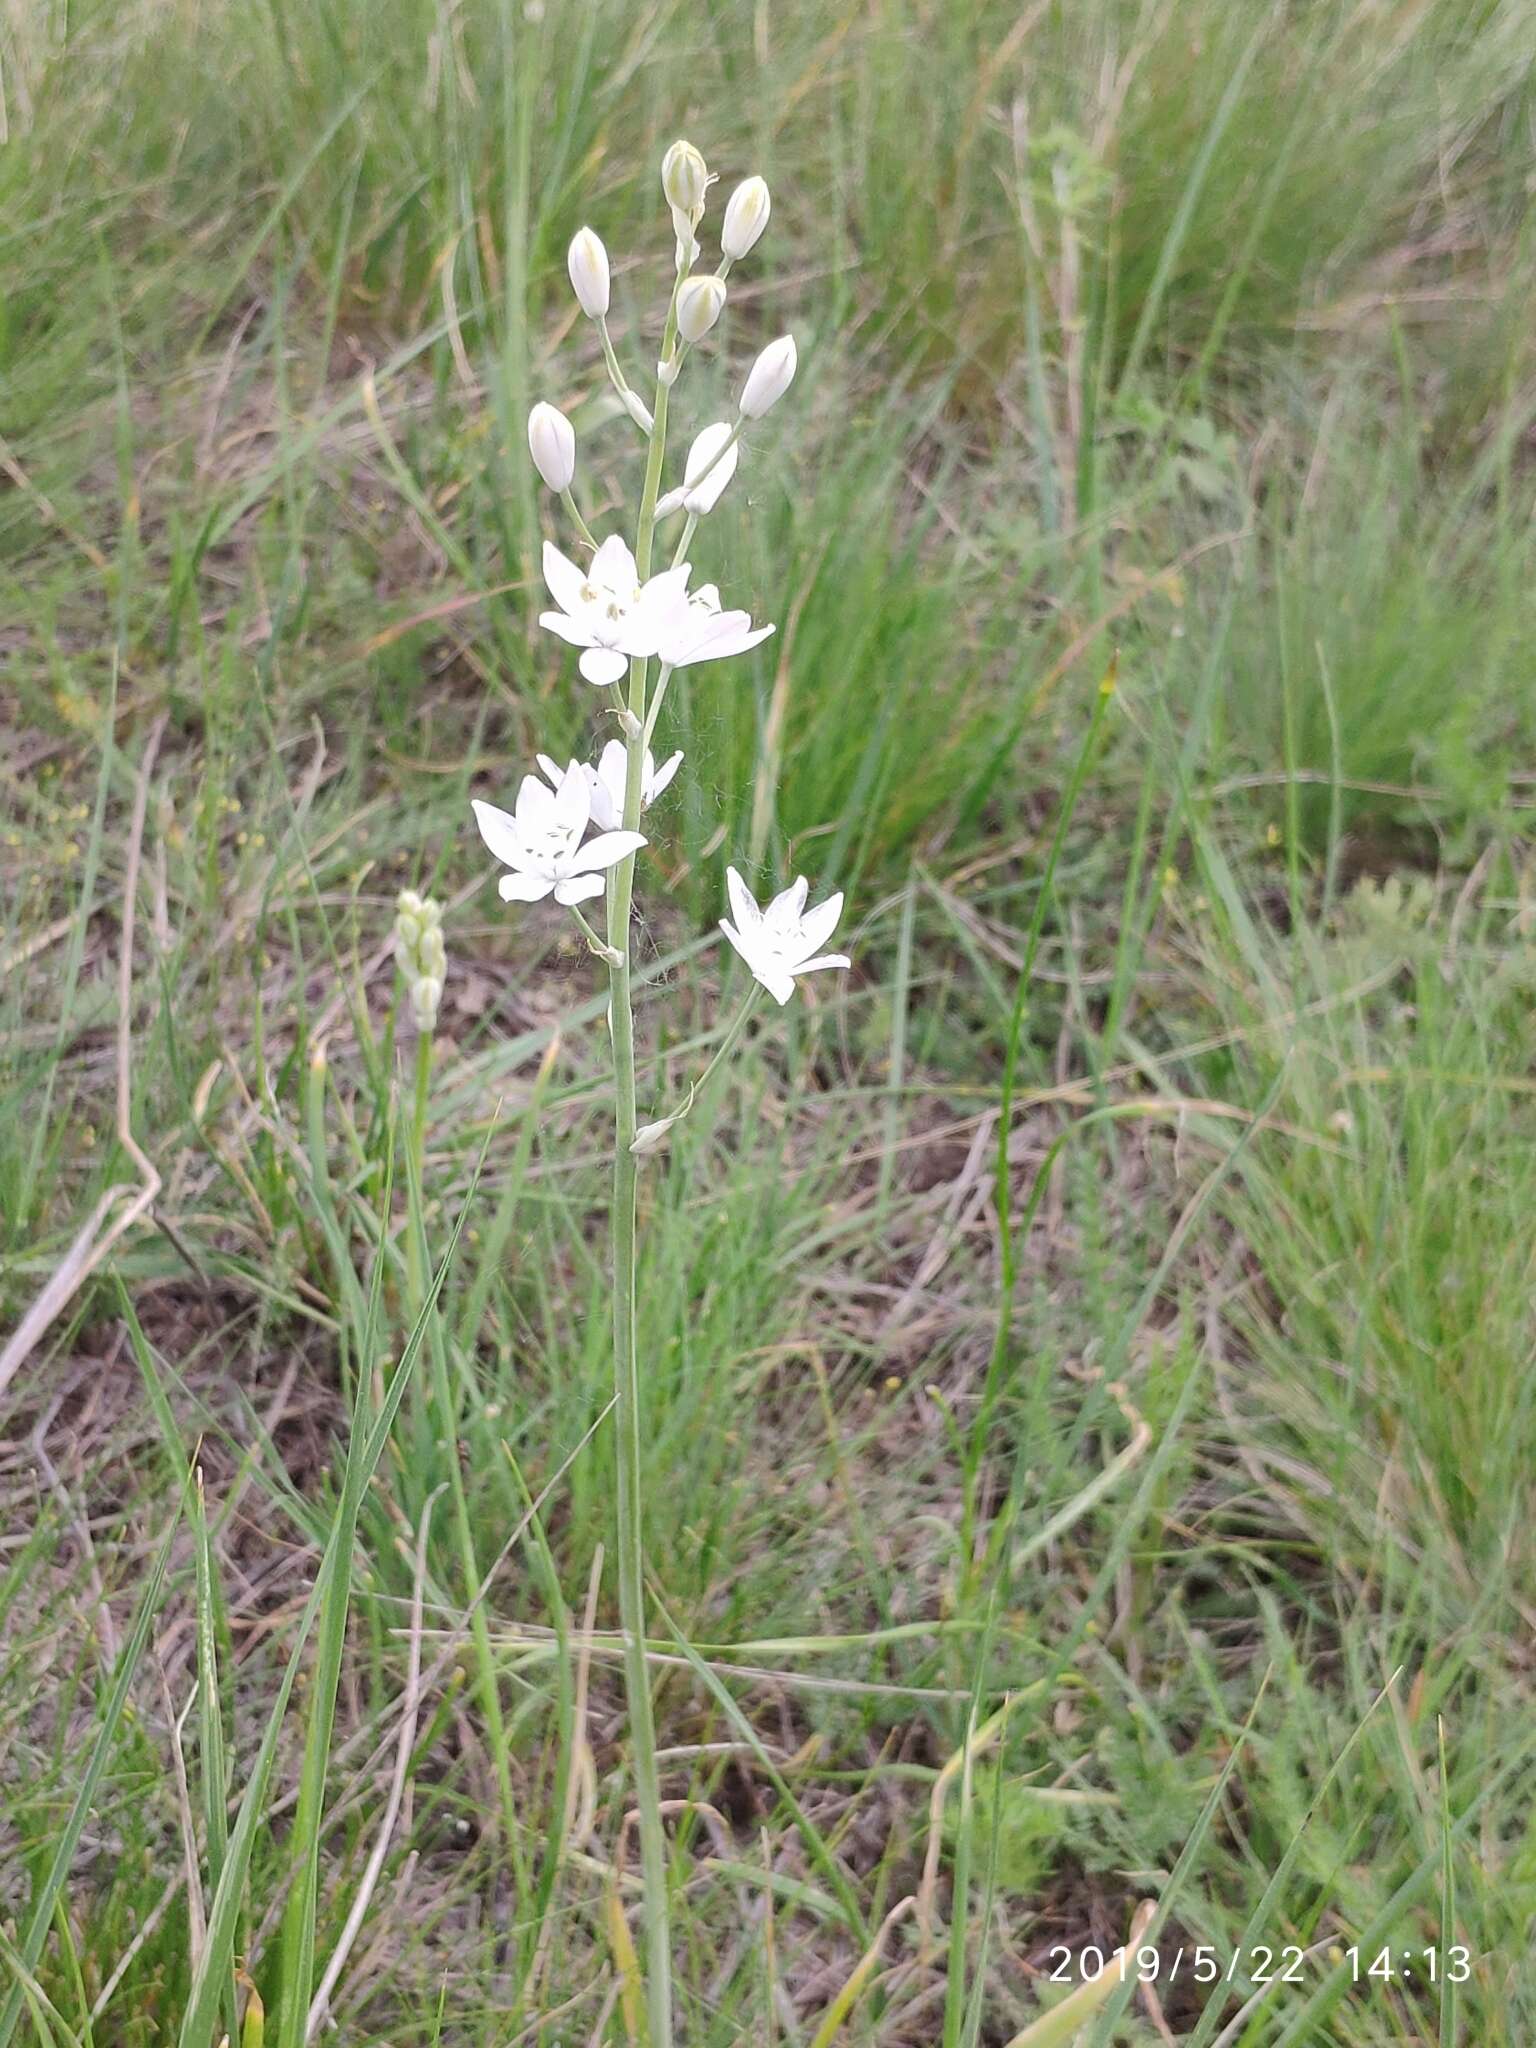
[471,762,646,906]
[539,536,693,688]
[537,741,684,832]
[720,868,850,1005]
[660,582,774,671]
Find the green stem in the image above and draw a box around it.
[598,315,651,436]
[641,664,678,749]
[561,487,598,550]
[603,277,682,2048]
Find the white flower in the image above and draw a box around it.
[472,764,646,907]
[527,402,575,492]
[539,741,683,832]
[655,423,738,519]
[567,227,610,319]
[720,870,850,1006]
[676,275,726,343]
[539,535,693,687]
[722,176,771,260]
[739,335,797,419]
[659,582,774,670]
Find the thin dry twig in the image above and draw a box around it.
[305,1489,440,2040]
[0,714,167,1400]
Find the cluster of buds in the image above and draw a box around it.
[394,889,447,1031]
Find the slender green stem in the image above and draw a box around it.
[668,513,698,571]
[568,901,618,961]
[645,988,760,1134]
[642,663,678,749]
[603,274,683,2048]
[598,315,651,436]
[561,487,598,549]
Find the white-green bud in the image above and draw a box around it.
[722,176,771,260]
[527,401,575,492]
[410,975,443,1032]
[739,334,797,419]
[675,275,726,344]
[417,926,447,979]
[661,140,708,217]
[566,227,610,319]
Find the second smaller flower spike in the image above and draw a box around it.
[527,402,576,492]
[739,336,797,419]
[722,176,771,260]
[656,423,739,520]
[567,227,610,319]
[719,869,850,1006]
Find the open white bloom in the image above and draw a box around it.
[739,335,797,418]
[676,275,726,344]
[722,176,771,260]
[659,582,774,670]
[539,535,693,687]
[527,401,575,492]
[538,742,683,832]
[655,422,738,519]
[567,227,610,319]
[720,870,850,1005]
[472,765,646,907]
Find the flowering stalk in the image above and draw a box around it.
[599,245,681,2048]
[471,140,848,2045]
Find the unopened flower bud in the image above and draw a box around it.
[566,227,610,319]
[527,401,575,492]
[417,926,447,979]
[661,140,708,217]
[410,975,443,1031]
[656,421,738,519]
[739,334,797,419]
[621,388,654,435]
[676,275,726,344]
[722,176,771,260]
[397,889,424,919]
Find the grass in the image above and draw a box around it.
[3,0,1536,2041]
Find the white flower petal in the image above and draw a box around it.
[553,874,607,905]
[770,876,810,924]
[795,953,851,976]
[499,872,554,903]
[760,967,797,1005]
[578,829,648,872]
[542,541,588,614]
[649,750,684,802]
[553,762,590,837]
[535,754,564,789]
[793,891,844,959]
[590,533,639,591]
[471,798,525,868]
[725,867,760,935]
[580,646,630,687]
[539,609,596,650]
